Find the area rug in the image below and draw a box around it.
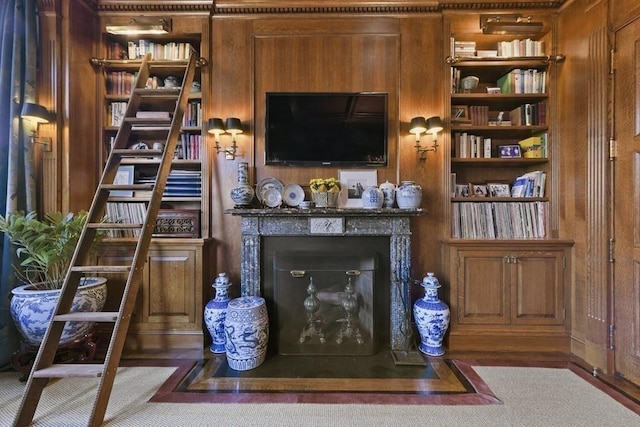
[1,360,638,426]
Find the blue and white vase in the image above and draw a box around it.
[396,181,422,209]
[379,180,396,208]
[361,186,384,209]
[204,272,232,353]
[230,162,255,207]
[413,272,450,357]
[225,296,269,371]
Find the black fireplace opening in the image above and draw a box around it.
[263,236,391,357]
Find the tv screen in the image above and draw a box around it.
[265,92,388,167]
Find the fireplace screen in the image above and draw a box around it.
[274,251,378,356]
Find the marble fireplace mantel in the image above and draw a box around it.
[225,208,426,352]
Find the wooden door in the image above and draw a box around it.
[614,17,640,385]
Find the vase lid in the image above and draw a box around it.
[421,272,440,288]
[213,272,231,289]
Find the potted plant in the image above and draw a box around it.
[309,178,342,208]
[0,210,107,347]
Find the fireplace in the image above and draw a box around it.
[226,208,424,354]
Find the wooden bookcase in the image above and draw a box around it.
[441,13,573,352]
[91,15,214,353]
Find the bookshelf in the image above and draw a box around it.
[442,14,573,352]
[90,16,214,352]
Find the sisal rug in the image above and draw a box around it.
[0,363,638,426]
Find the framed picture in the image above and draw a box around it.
[339,170,378,208]
[112,165,135,197]
[487,182,511,198]
[470,183,489,197]
[451,105,470,123]
[498,145,522,158]
[455,184,470,198]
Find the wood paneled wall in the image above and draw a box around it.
[210,14,445,291]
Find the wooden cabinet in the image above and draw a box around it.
[96,239,214,352]
[442,240,572,351]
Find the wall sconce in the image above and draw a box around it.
[20,102,52,152]
[106,18,172,35]
[480,15,544,35]
[410,116,443,161]
[208,117,243,160]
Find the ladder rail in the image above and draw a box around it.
[13,52,198,427]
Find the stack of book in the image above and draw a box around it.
[511,170,546,197]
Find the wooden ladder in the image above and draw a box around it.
[13,52,197,427]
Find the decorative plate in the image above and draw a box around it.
[256,177,284,203]
[261,187,282,208]
[282,184,305,207]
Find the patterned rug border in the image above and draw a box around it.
[139,358,502,405]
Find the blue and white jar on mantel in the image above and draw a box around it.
[413,272,450,357]
[204,273,232,353]
[396,181,422,209]
[361,186,384,209]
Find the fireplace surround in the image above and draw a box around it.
[225,208,425,353]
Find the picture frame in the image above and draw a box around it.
[487,182,511,198]
[455,184,470,198]
[112,165,135,197]
[469,183,489,197]
[498,144,522,159]
[451,105,471,123]
[339,170,378,208]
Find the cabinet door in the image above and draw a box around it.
[142,247,197,327]
[456,250,510,325]
[511,250,565,325]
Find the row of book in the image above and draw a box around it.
[107,41,196,61]
[454,133,491,158]
[176,134,202,160]
[511,171,546,198]
[105,203,145,238]
[106,71,137,95]
[452,201,548,239]
[108,101,202,128]
[450,38,545,59]
[497,68,547,94]
[509,101,547,126]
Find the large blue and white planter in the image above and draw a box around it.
[204,272,232,353]
[413,273,450,357]
[224,296,269,371]
[10,277,107,347]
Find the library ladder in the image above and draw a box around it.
[13,52,197,427]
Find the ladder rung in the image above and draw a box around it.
[70,265,131,273]
[135,88,180,98]
[88,223,144,229]
[32,364,105,378]
[124,117,172,126]
[112,148,163,157]
[102,184,154,191]
[54,312,119,322]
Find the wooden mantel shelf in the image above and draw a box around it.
[224,207,427,217]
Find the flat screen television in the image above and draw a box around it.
[265,92,388,167]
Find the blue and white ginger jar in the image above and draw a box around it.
[204,272,232,353]
[413,272,450,356]
[396,181,422,209]
[361,186,384,209]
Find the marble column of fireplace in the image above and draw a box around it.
[226,208,424,352]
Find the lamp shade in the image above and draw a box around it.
[426,116,444,133]
[409,116,427,134]
[21,103,51,124]
[207,117,226,135]
[225,118,243,134]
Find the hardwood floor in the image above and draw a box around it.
[120,349,640,412]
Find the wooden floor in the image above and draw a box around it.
[120,348,640,412]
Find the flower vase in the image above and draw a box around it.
[413,272,450,356]
[312,191,340,208]
[230,162,255,207]
[204,273,232,353]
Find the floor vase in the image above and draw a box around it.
[413,273,450,356]
[204,273,232,353]
[224,296,269,371]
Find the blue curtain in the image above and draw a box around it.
[0,0,39,369]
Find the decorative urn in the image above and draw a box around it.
[361,186,384,209]
[204,272,232,353]
[379,180,396,208]
[396,181,422,209]
[413,272,450,356]
[230,162,255,207]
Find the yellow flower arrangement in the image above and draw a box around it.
[309,178,341,193]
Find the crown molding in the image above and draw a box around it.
[89,1,566,13]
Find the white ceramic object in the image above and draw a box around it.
[225,296,269,371]
[361,186,384,209]
[413,273,450,356]
[379,180,396,208]
[282,184,305,207]
[262,187,283,208]
[396,181,422,209]
[204,273,232,353]
[256,177,284,203]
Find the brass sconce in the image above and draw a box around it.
[480,15,544,35]
[208,117,243,160]
[410,116,443,161]
[106,18,172,35]
[20,102,52,151]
